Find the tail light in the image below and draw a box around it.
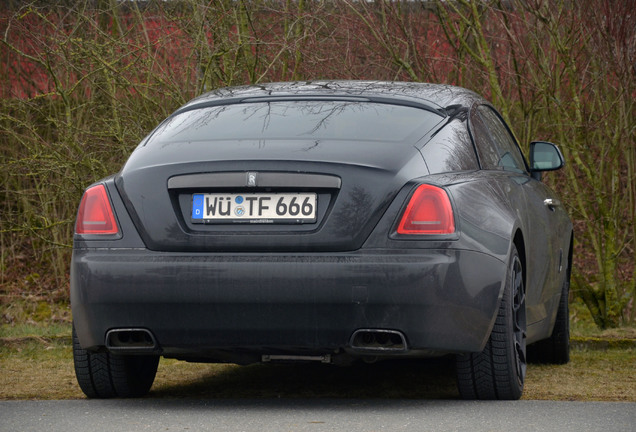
[75,184,119,235]
[397,184,455,235]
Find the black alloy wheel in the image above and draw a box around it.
[456,245,527,400]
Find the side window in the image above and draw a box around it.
[470,105,528,173]
[478,106,527,173]
[470,109,500,170]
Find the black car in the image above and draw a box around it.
[71,81,572,400]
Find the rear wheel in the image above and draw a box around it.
[455,246,526,400]
[72,324,159,398]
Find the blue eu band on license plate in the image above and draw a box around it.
[192,193,317,223]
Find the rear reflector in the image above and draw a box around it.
[75,185,119,235]
[397,184,455,235]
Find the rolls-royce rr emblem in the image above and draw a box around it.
[247,172,257,187]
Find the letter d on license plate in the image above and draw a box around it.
[192,193,317,224]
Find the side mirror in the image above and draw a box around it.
[529,141,564,181]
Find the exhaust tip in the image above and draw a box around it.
[106,328,159,352]
[350,329,407,352]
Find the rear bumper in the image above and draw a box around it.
[71,248,505,359]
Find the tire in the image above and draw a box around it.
[455,246,527,400]
[72,324,159,398]
[527,266,570,364]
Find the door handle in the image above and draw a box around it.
[544,198,560,210]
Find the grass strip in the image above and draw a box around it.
[1,336,634,401]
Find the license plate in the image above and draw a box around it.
[192,193,317,223]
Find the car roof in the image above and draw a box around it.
[177,81,485,118]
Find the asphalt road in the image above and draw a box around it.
[1,399,634,432]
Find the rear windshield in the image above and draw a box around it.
[145,101,442,145]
